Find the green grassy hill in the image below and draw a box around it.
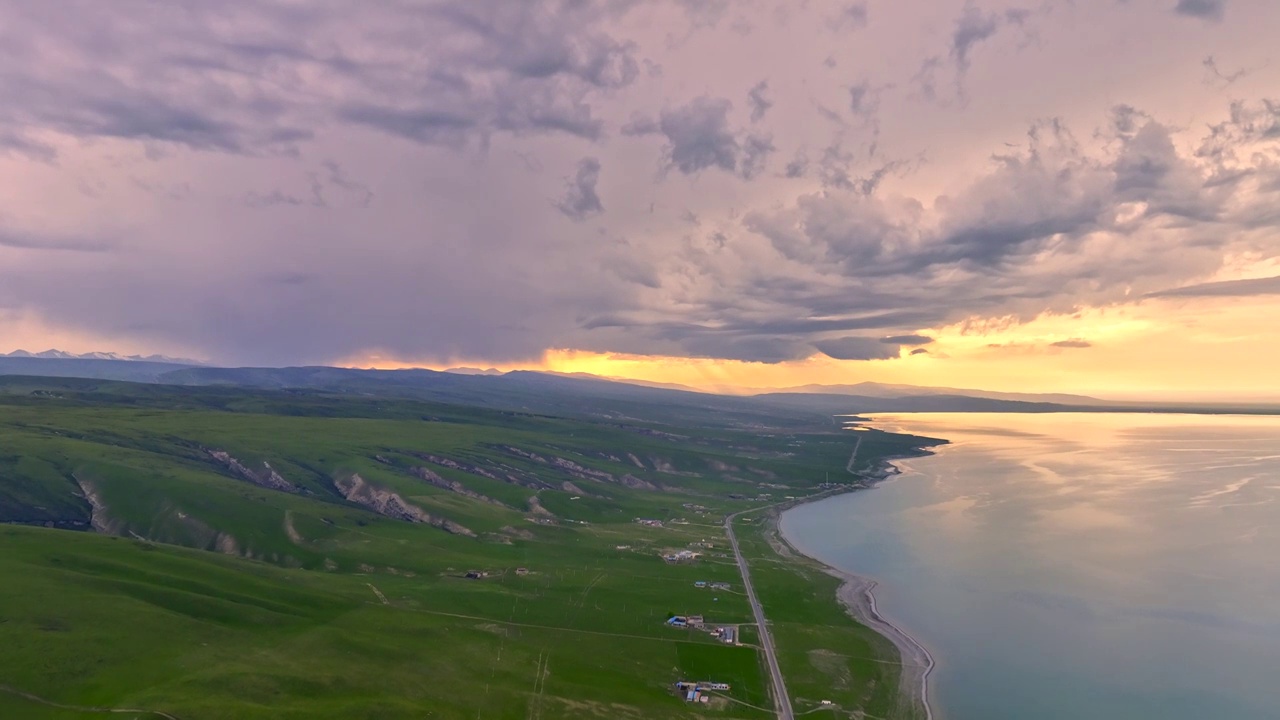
[0,380,937,719]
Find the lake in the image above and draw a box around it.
[780,413,1280,720]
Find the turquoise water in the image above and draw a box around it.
[780,413,1280,720]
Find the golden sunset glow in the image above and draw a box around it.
[334,292,1280,401]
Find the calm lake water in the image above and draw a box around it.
[780,413,1280,720]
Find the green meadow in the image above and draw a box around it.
[0,379,934,718]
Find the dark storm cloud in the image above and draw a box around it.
[1175,0,1226,22]
[813,336,901,361]
[0,1,638,156]
[556,157,605,221]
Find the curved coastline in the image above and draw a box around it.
[777,460,939,720]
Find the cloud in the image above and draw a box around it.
[1146,275,1280,298]
[0,228,114,253]
[739,134,776,180]
[747,81,773,123]
[646,96,738,174]
[556,157,605,221]
[813,336,902,360]
[951,4,1002,77]
[881,334,934,346]
[615,102,1280,361]
[915,3,1037,101]
[848,81,888,119]
[1202,56,1249,87]
[835,3,870,30]
[625,96,773,179]
[1175,0,1226,22]
[1051,339,1092,348]
[1,1,1279,370]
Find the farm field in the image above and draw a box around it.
[0,378,934,718]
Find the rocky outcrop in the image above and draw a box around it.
[616,474,659,490]
[283,510,304,545]
[409,467,511,508]
[334,473,475,536]
[527,495,555,518]
[207,450,297,493]
[499,525,536,541]
[415,453,501,480]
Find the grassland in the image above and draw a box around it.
[0,379,936,718]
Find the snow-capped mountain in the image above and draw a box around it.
[1,349,204,365]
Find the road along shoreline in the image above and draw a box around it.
[773,456,938,720]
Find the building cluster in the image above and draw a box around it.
[634,518,664,527]
[662,549,701,563]
[710,626,736,644]
[666,614,705,629]
[693,580,730,591]
[675,681,732,703]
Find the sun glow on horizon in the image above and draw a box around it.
[335,294,1280,402]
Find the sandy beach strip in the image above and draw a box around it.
[773,463,938,720]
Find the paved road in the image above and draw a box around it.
[725,431,862,719]
[725,510,794,720]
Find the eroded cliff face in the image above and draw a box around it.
[207,450,296,493]
[333,473,475,536]
[170,508,241,556]
[410,452,553,490]
[498,446,658,490]
[409,466,510,508]
[72,474,122,535]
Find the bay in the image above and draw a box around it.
[781,413,1280,720]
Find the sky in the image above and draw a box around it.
[2,0,1279,399]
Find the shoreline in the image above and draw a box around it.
[772,456,939,720]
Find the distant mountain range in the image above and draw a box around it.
[761,381,1114,405]
[2,352,1276,427]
